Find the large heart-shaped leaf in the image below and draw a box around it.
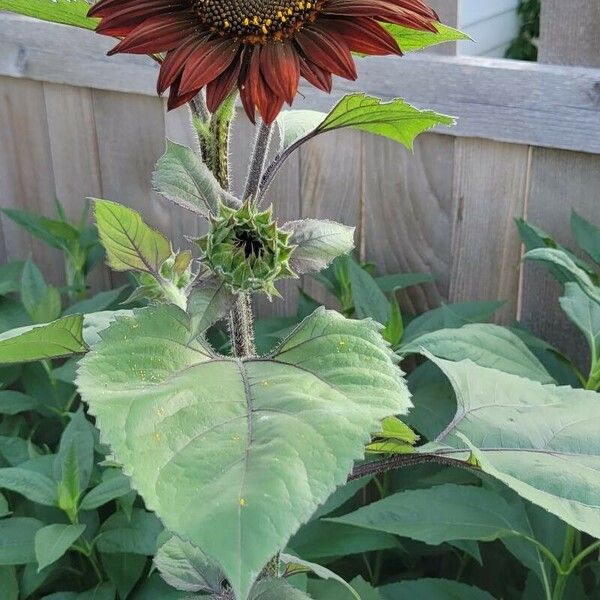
[426,357,600,539]
[76,306,408,600]
[400,324,554,383]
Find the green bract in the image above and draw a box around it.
[197,203,295,298]
[76,305,409,599]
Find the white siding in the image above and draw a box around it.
[458,0,521,58]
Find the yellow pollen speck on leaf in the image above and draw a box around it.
[240,498,247,507]
[154,432,161,442]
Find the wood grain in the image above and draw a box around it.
[43,82,110,292]
[539,0,600,68]
[363,133,455,317]
[449,139,530,323]
[299,129,364,309]
[90,90,169,287]
[520,1,600,363]
[0,76,61,283]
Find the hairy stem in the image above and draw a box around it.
[244,120,274,203]
[228,294,256,358]
[189,92,211,165]
[349,453,475,481]
[208,93,237,190]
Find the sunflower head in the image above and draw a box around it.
[89,0,438,123]
[197,202,296,298]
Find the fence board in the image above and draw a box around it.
[0,76,61,284]
[449,139,530,323]
[43,82,110,292]
[363,133,455,316]
[300,130,364,308]
[90,90,168,287]
[520,0,600,360]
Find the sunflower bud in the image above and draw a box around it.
[197,202,296,298]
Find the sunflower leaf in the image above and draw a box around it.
[76,305,409,600]
[0,315,87,365]
[267,95,454,195]
[0,0,98,29]
[153,141,240,217]
[424,356,600,540]
[284,219,355,275]
[94,199,172,277]
[384,22,471,53]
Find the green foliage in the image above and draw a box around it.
[384,22,471,54]
[0,11,599,598]
[77,305,409,599]
[277,94,454,153]
[505,0,540,61]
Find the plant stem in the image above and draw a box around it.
[244,120,273,203]
[349,453,475,481]
[552,525,577,600]
[189,92,211,164]
[229,294,256,358]
[208,93,237,190]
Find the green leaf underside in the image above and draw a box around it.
[401,324,553,383]
[154,535,223,594]
[0,0,98,30]
[77,305,408,600]
[329,483,534,546]
[0,315,86,364]
[251,578,312,600]
[280,553,360,600]
[153,140,237,217]
[428,357,600,539]
[316,94,455,150]
[94,199,171,275]
[285,220,355,275]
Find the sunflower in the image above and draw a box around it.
[89,0,438,124]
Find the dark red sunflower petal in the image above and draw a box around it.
[179,37,240,95]
[89,0,180,19]
[94,1,187,36]
[239,47,286,125]
[167,75,200,110]
[298,55,333,93]
[108,13,197,56]
[206,50,244,113]
[323,0,438,31]
[259,42,300,105]
[321,17,401,56]
[295,25,357,81]
[158,35,207,95]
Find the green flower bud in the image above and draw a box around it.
[197,202,297,298]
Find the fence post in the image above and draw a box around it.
[520,0,600,362]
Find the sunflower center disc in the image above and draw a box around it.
[193,0,321,42]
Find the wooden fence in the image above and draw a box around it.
[0,0,598,359]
